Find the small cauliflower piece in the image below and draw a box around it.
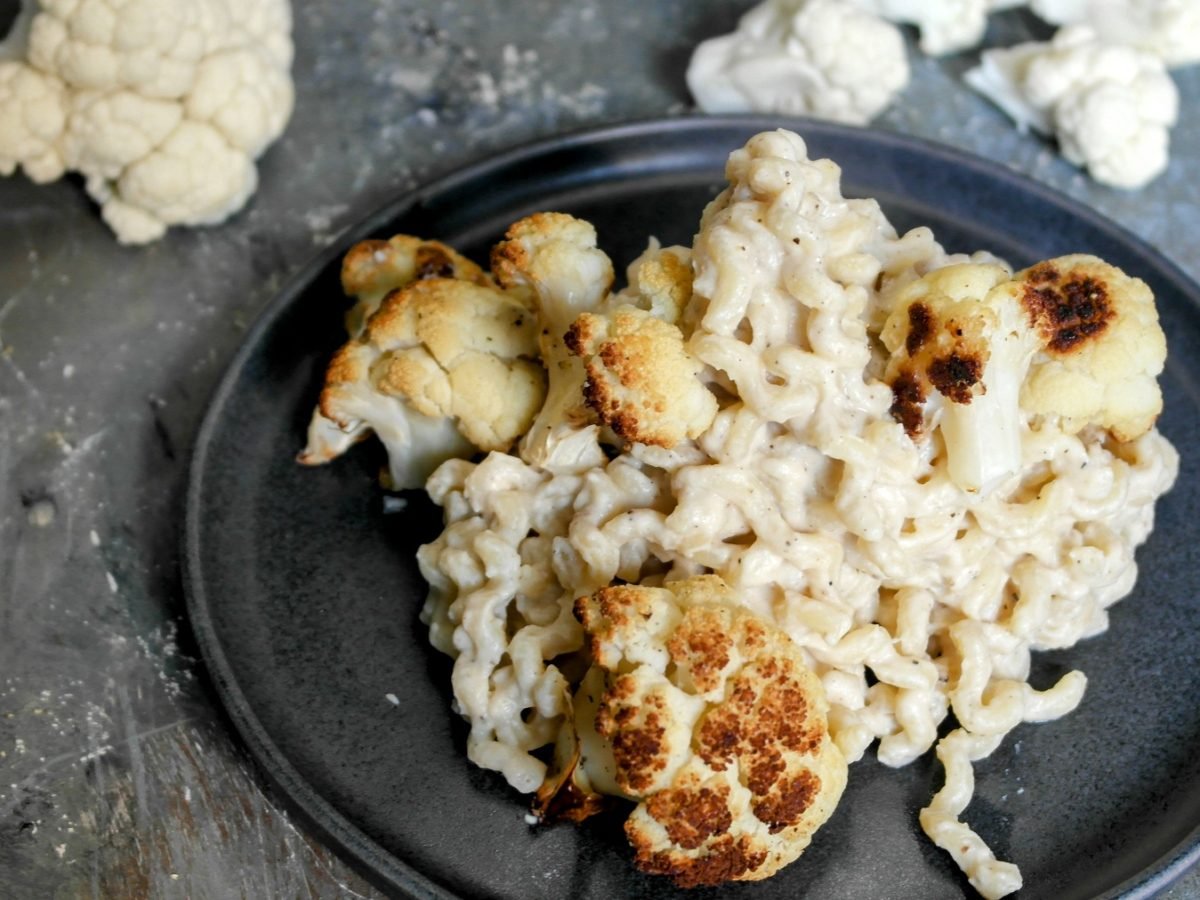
[339,235,491,336]
[686,0,909,126]
[1029,0,1200,69]
[491,212,614,473]
[846,0,1022,56]
[614,241,694,325]
[299,234,495,472]
[1011,255,1166,439]
[882,262,1026,492]
[299,277,546,489]
[555,576,847,887]
[0,60,68,181]
[883,255,1167,492]
[0,0,294,243]
[965,25,1178,189]
[565,306,717,449]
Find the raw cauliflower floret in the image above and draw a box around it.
[299,276,546,490]
[491,212,614,473]
[0,0,294,243]
[882,255,1167,492]
[544,576,847,888]
[1029,0,1200,69]
[846,0,1023,56]
[965,25,1178,189]
[686,0,909,125]
[565,306,718,449]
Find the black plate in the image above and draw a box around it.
[184,117,1200,899]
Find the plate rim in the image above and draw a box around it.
[182,113,1200,900]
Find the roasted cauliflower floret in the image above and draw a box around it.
[491,212,614,472]
[883,255,1166,492]
[687,0,910,125]
[0,0,295,243]
[847,0,1022,56]
[299,277,545,489]
[546,576,847,888]
[339,235,491,335]
[965,25,1178,189]
[565,306,717,449]
[1029,0,1200,69]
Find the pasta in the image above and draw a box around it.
[317,129,1178,896]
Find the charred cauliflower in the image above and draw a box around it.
[542,576,847,888]
[338,235,491,335]
[617,241,694,324]
[491,212,614,472]
[883,255,1166,492]
[565,306,717,449]
[299,273,545,489]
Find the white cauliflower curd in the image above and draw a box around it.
[1029,0,1200,69]
[881,255,1166,492]
[686,0,910,125]
[965,25,1179,189]
[0,0,294,243]
[301,129,1178,897]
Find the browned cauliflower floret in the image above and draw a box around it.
[299,276,546,489]
[616,241,694,324]
[882,254,1166,492]
[1012,255,1166,439]
[298,233,502,479]
[491,212,614,472]
[544,576,847,888]
[565,306,717,448]
[339,235,491,335]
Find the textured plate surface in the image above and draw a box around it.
[184,117,1200,900]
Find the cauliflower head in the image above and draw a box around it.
[965,25,1178,189]
[883,255,1166,492]
[1029,0,1200,69]
[565,306,718,449]
[300,273,546,490]
[612,240,694,325]
[491,212,614,473]
[686,0,909,126]
[555,576,847,888]
[0,0,294,243]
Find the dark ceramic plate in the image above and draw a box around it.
[183,117,1200,899]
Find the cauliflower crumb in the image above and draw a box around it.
[686,0,910,125]
[0,0,294,243]
[565,576,847,887]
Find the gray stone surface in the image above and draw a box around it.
[0,1,1196,897]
